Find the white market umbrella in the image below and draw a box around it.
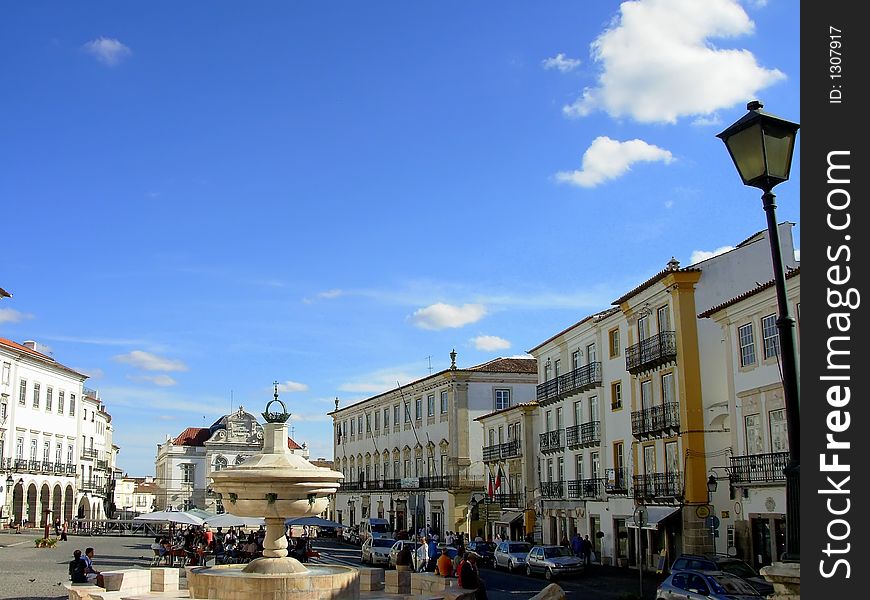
[204,513,265,529]
[134,510,205,526]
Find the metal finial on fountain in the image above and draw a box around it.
[262,382,291,423]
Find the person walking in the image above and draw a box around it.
[61,520,69,541]
[581,534,592,566]
[425,535,438,572]
[571,532,582,557]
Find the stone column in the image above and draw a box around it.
[760,562,800,600]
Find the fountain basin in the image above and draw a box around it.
[187,564,360,600]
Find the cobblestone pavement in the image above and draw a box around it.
[0,531,156,600]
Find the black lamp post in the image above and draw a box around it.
[717,100,800,562]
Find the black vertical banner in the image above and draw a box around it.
[802,1,867,597]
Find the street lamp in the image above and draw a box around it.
[4,474,13,523]
[717,100,800,562]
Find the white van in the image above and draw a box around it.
[358,518,390,544]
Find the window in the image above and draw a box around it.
[383,407,389,430]
[415,397,422,420]
[394,460,400,478]
[55,442,62,464]
[42,440,50,463]
[58,391,65,414]
[554,359,561,378]
[738,323,756,366]
[555,406,563,430]
[572,350,580,370]
[573,400,583,425]
[657,305,671,332]
[374,411,380,431]
[394,404,401,425]
[638,315,650,341]
[545,410,552,432]
[642,445,655,475]
[1,361,10,385]
[440,390,448,413]
[19,379,26,404]
[614,442,624,476]
[575,454,584,481]
[546,459,553,482]
[0,398,5,420]
[745,414,764,454]
[609,328,620,358]
[30,439,37,461]
[544,360,551,381]
[641,380,653,410]
[662,373,675,405]
[488,429,495,446]
[67,444,73,464]
[589,397,599,423]
[762,314,780,359]
[586,343,597,364]
[357,415,363,433]
[350,418,355,436]
[769,409,788,452]
[495,388,511,411]
[365,413,371,433]
[611,381,622,410]
[404,403,410,423]
[591,451,600,477]
[557,457,565,482]
[181,463,195,484]
[665,441,679,476]
[16,437,24,459]
[46,387,53,411]
[33,382,40,408]
[427,394,435,417]
[403,459,411,478]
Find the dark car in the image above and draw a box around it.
[317,526,338,538]
[465,541,496,567]
[670,554,773,597]
[657,569,762,600]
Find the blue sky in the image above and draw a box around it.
[0,0,800,476]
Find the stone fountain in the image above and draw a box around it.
[186,391,354,600]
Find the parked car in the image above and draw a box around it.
[465,541,495,567]
[358,517,391,545]
[525,545,583,581]
[388,540,420,569]
[657,569,762,599]
[316,526,338,538]
[362,537,396,566]
[670,554,774,597]
[493,541,532,571]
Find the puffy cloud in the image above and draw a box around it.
[0,308,33,324]
[555,136,673,188]
[82,37,132,66]
[472,335,511,351]
[277,380,309,393]
[563,0,785,123]
[128,374,178,387]
[113,350,189,372]
[410,303,488,330]
[690,245,735,264]
[542,53,582,72]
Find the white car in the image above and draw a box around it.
[361,537,395,566]
[493,541,532,571]
[388,540,420,569]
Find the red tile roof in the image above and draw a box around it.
[173,427,211,446]
[288,437,302,450]
[611,265,701,306]
[467,357,537,374]
[0,337,88,379]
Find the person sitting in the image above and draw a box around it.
[437,548,454,577]
[82,547,103,587]
[69,549,88,584]
[396,544,413,571]
[458,552,487,600]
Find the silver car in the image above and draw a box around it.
[656,570,762,599]
[388,540,420,569]
[493,541,532,571]
[361,537,395,566]
[525,545,583,581]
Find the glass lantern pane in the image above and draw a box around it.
[762,123,796,180]
[725,123,765,184]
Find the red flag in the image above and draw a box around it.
[487,470,494,499]
[494,465,503,492]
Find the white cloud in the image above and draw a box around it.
[472,335,511,352]
[692,113,723,127]
[82,37,132,66]
[277,380,309,393]
[556,136,673,188]
[690,245,735,264]
[664,200,674,209]
[542,53,582,72]
[562,0,786,123]
[114,350,189,372]
[0,308,33,324]
[318,289,344,299]
[74,367,105,379]
[128,374,178,387]
[410,303,488,330]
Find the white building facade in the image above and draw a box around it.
[330,355,538,538]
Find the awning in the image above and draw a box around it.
[495,511,524,524]
[627,506,680,530]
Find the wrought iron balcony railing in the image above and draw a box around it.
[632,473,682,500]
[484,493,523,507]
[729,452,789,484]
[568,478,603,499]
[539,429,565,453]
[605,468,630,495]
[566,421,601,447]
[483,439,522,462]
[631,402,680,439]
[540,481,565,499]
[537,362,603,404]
[625,331,677,374]
[81,448,99,460]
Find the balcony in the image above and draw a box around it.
[485,493,523,508]
[81,448,99,460]
[729,452,789,485]
[79,478,106,495]
[625,331,677,374]
[604,468,630,495]
[566,421,601,448]
[632,473,682,501]
[95,459,109,471]
[537,362,603,404]
[631,402,680,439]
[339,481,361,492]
[568,478,603,499]
[539,430,565,453]
[482,439,522,462]
[540,481,565,499]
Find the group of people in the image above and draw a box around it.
[565,532,594,565]
[151,524,267,565]
[392,537,486,600]
[68,547,102,587]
